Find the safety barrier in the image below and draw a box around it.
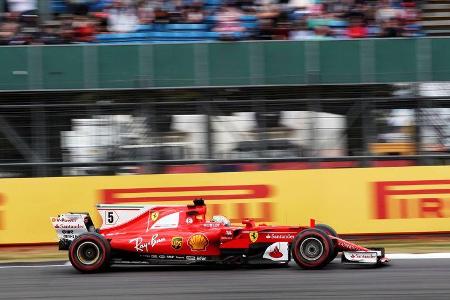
[0,165,449,244]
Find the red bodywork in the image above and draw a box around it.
[95,200,369,262]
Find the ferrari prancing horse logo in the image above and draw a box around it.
[151,211,159,222]
[249,231,258,243]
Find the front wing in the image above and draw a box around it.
[333,237,389,265]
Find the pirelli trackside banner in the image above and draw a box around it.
[0,166,449,244]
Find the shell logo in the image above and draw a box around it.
[188,234,209,251]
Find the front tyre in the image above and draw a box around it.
[315,224,337,238]
[69,233,111,273]
[291,228,334,270]
[315,224,339,262]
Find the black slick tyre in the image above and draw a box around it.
[315,224,339,262]
[68,233,111,273]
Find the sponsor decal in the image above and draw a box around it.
[350,252,376,260]
[249,231,258,243]
[129,237,149,252]
[265,233,295,240]
[151,211,159,221]
[263,242,289,261]
[61,230,77,240]
[203,222,221,228]
[129,234,166,252]
[171,237,183,250]
[151,234,166,247]
[186,217,193,224]
[53,223,85,229]
[185,256,207,261]
[220,230,234,241]
[343,251,377,263]
[374,180,450,219]
[51,215,88,241]
[188,234,209,251]
[62,235,77,239]
[335,238,369,252]
[52,217,78,223]
[269,246,283,258]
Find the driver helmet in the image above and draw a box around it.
[211,215,231,226]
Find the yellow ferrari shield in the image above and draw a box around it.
[151,211,159,221]
[249,231,258,243]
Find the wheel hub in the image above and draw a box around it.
[299,237,324,261]
[76,241,101,265]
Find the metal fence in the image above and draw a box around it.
[0,85,448,178]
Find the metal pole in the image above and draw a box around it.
[140,102,153,174]
[361,100,375,167]
[307,97,321,168]
[414,96,426,165]
[253,99,267,170]
[0,115,41,163]
[32,105,48,177]
[204,101,214,172]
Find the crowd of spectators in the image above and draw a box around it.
[0,0,423,45]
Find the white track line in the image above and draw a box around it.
[1,254,450,269]
[0,264,69,269]
[386,253,450,259]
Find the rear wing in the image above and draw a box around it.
[50,213,95,250]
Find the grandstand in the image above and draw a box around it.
[422,0,450,36]
[1,0,425,45]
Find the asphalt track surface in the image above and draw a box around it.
[1,259,450,300]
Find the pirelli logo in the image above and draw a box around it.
[100,185,274,223]
[374,180,450,219]
[101,185,271,203]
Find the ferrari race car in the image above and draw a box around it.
[51,199,389,273]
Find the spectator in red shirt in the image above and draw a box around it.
[346,17,367,38]
[72,15,96,42]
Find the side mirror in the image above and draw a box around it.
[242,219,255,228]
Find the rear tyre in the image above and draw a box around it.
[69,233,111,273]
[315,224,339,262]
[291,228,334,270]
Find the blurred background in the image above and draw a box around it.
[0,0,449,257]
[0,0,449,178]
[0,3,450,299]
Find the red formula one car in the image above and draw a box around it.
[51,199,388,273]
